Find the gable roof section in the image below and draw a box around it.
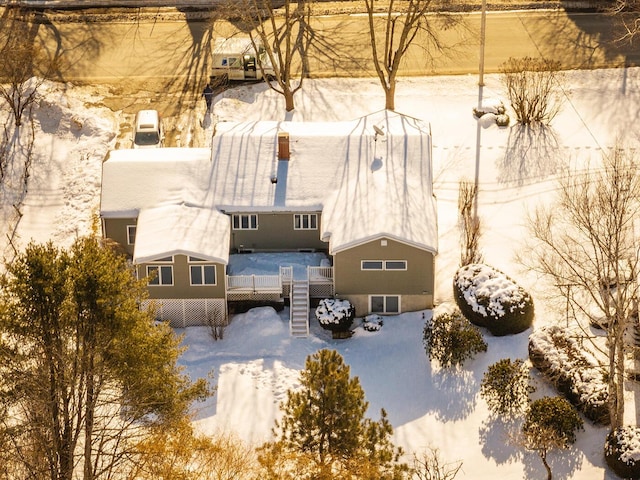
[133,204,230,265]
[319,111,438,254]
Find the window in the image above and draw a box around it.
[147,265,173,286]
[127,225,136,245]
[190,264,216,286]
[361,260,407,271]
[362,260,384,270]
[385,260,407,270]
[232,214,258,230]
[370,295,400,314]
[294,213,317,230]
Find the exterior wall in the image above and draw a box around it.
[333,237,435,313]
[103,217,137,257]
[138,254,226,300]
[344,294,432,317]
[229,212,326,252]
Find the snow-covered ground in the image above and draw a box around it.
[3,68,640,478]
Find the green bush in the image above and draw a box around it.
[605,427,640,480]
[481,358,533,416]
[423,305,487,368]
[453,264,534,336]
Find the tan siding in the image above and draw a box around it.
[139,255,226,299]
[230,212,326,251]
[103,217,137,257]
[333,237,434,309]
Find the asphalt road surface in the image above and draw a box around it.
[22,7,639,143]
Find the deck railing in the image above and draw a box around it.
[308,266,333,282]
[226,274,281,292]
[226,266,333,297]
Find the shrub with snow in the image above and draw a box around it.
[453,264,534,336]
[362,314,384,332]
[315,298,355,333]
[605,426,640,479]
[528,325,609,425]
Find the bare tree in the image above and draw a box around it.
[501,57,563,125]
[0,7,59,127]
[365,0,461,111]
[411,447,462,480]
[458,179,482,266]
[227,0,313,112]
[609,0,640,43]
[520,144,640,430]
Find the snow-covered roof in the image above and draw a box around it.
[100,148,212,218]
[101,110,437,256]
[133,204,230,264]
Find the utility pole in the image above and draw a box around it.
[478,0,487,86]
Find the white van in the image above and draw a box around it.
[132,110,164,149]
[211,37,276,81]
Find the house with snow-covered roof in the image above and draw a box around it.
[100,110,438,336]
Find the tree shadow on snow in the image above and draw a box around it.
[497,124,566,187]
[522,444,583,480]
[478,414,522,465]
[431,368,478,422]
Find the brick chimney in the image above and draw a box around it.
[278,132,290,160]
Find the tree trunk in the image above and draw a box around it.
[384,81,396,111]
[284,89,295,112]
[541,451,552,480]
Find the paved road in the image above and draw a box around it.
[27,8,638,115]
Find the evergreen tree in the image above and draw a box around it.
[480,358,534,416]
[258,349,407,479]
[0,237,210,480]
[521,396,583,480]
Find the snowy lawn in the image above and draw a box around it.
[4,67,640,478]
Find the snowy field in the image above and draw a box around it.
[3,68,640,479]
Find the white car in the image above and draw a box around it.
[133,110,164,148]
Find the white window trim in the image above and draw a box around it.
[189,264,217,286]
[126,225,137,245]
[369,295,401,314]
[293,213,318,230]
[146,265,174,286]
[361,260,407,271]
[232,214,258,230]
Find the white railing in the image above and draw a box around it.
[308,266,333,282]
[226,274,281,292]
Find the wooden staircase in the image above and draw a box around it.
[290,279,310,337]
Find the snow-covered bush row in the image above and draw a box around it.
[528,325,609,425]
[453,264,534,336]
[605,426,640,479]
[315,298,355,333]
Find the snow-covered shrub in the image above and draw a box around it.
[528,325,609,425]
[605,426,640,479]
[315,298,355,333]
[495,114,510,127]
[453,264,534,336]
[423,303,487,368]
[362,314,384,332]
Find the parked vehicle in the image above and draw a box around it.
[133,110,164,149]
[211,37,276,82]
